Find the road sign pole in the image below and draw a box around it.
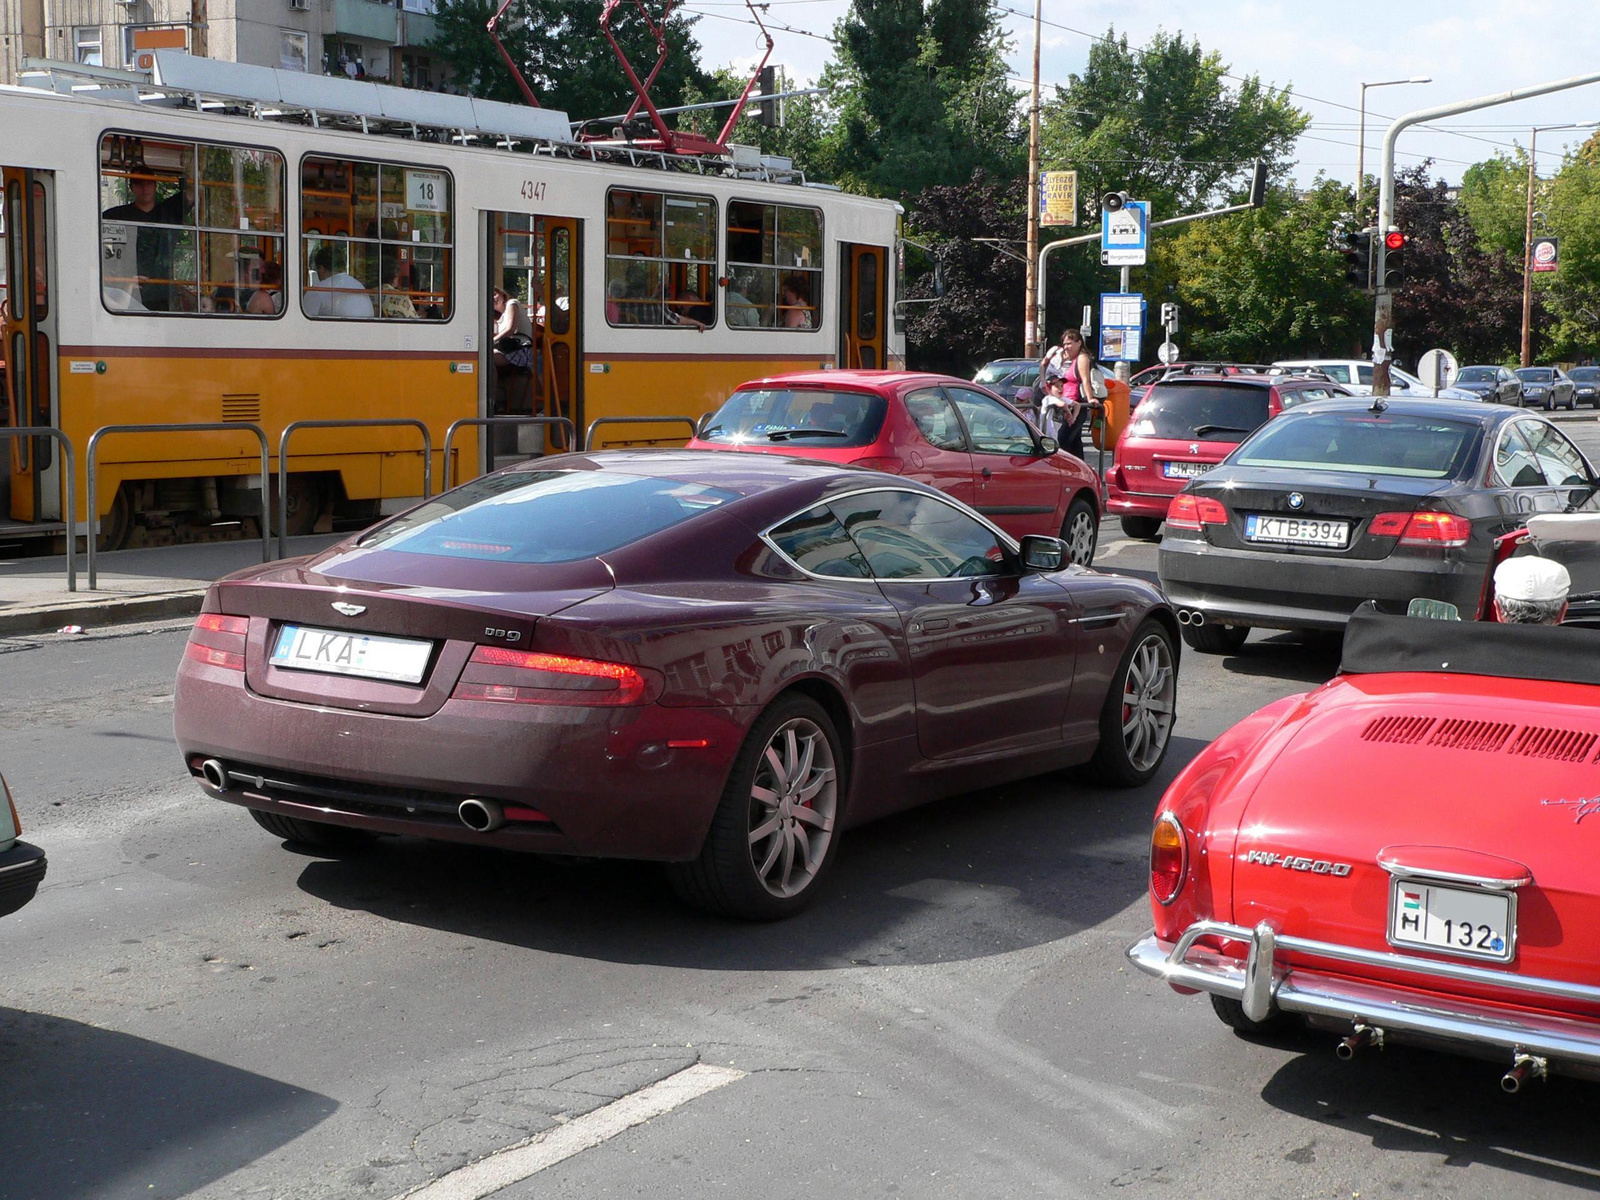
[1116,266,1132,382]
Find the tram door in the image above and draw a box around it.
[540,217,579,440]
[1,167,59,524]
[486,212,580,460]
[838,243,887,370]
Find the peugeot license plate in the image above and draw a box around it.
[1244,514,1351,548]
[1388,879,1514,962]
[271,624,433,684]
[1162,460,1212,479]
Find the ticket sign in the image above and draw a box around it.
[1532,236,1560,273]
[406,169,448,214]
[1040,170,1078,227]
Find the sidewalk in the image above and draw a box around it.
[0,535,341,636]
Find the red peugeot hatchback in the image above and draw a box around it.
[689,371,1104,564]
[1105,372,1349,540]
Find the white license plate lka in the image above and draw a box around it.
[1244,514,1351,548]
[1162,460,1212,479]
[1389,879,1514,962]
[271,624,433,684]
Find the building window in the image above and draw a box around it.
[74,26,103,67]
[98,133,287,317]
[401,52,433,90]
[725,200,822,329]
[300,154,452,321]
[604,188,716,329]
[280,31,308,73]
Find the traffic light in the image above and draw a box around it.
[757,65,779,128]
[1102,190,1129,213]
[1248,159,1268,208]
[1339,228,1373,290]
[1160,302,1180,332]
[1381,228,1407,288]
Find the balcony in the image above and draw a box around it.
[331,0,398,43]
[401,9,438,46]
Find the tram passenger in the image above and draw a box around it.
[102,169,187,312]
[491,287,534,373]
[383,260,418,320]
[668,279,713,330]
[304,245,374,319]
[780,276,813,329]
[725,271,760,327]
[247,261,284,315]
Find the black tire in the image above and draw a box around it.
[273,474,327,538]
[1061,496,1099,567]
[1120,515,1162,541]
[1087,619,1178,787]
[250,807,376,850]
[1211,994,1291,1037]
[1544,392,1554,411]
[1180,620,1249,655]
[666,694,846,920]
[96,483,134,552]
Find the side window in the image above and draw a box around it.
[829,491,1008,580]
[766,506,871,579]
[945,387,1035,455]
[1524,422,1593,487]
[100,133,286,316]
[300,155,452,321]
[1321,365,1350,383]
[1356,365,1374,385]
[726,199,822,330]
[604,188,716,329]
[1494,423,1549,488]
[905,387,966,451]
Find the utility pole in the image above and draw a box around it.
[1023,0,1042,358]
[1373,72,1600,396]
[1519,122,1596,366]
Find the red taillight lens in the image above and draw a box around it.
[1370,511,1471,548]
[1150,812,1188,905]
[453,646,661,707]
[185,612,248,671]
[1194,496,1228,524]
[1166,494,1226,531]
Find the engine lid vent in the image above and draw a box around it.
[1510,725,1599,763]
[1361,715,1437,744]
[1428,718,1515,754]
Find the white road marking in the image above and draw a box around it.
[397,1063,744,1200]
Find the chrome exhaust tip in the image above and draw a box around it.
[1336,1024,1382,1061]
[458,798,505,833]
[1177,609,1193,626]
[1189,610,1206,627]
[200,759,229,791]
[1502,1053,1547,1094]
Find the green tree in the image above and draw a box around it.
[678,66,831,177]
[1542,151,1600,359]
[431,0,709,121]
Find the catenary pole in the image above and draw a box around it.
[1023,0,1042,357]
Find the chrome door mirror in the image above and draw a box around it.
[1018,534,1065,572]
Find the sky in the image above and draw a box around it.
[684,0,1600,190]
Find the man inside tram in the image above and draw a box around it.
[304,244,374,319]
[102,169,187,311]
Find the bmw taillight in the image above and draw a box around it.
[1150,812,1188,905]
[1369,511,1471,548]
[1166,494,1227,530]
[184,612,248,671]
[452,646,663,707]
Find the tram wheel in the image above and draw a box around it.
[95,484,133,552]
[274,474,327,538]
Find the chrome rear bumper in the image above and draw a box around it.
[1128,920,1600,1070]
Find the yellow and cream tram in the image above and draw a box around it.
[0,52,902,548]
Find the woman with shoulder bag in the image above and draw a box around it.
[491,287,535,373]
[1055,328,1098,461]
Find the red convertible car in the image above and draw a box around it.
[1129,547,1600,1089]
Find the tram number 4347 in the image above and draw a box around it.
[520,180,547,202]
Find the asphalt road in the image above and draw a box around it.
[3,523,1600,1200]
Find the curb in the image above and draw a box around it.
[0,589,205,637]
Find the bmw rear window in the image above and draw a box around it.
[358,470,739,562]
[699,388,887,448]
[1127,383,1271,442]
[1234,412,1481,479]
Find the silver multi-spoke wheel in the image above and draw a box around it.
[748,717,838,899]
[1121,633,1175,772]
[1064,501,1098,566]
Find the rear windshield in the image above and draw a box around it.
[1517,369,1556,381]
[1233,411,1481,479]
[358,470,739,562]
[973,362,1029,385]
[1127,383,1271,442]
[699,388,888,448]
[1456,367,1497,382]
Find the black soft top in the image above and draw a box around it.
[1340,606,1600,689]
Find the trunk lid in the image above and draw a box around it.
[1229,673,1600,1012]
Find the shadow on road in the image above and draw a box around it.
[1216,631,1344,685]
[292,736,1209,972]
[1259,1042,1600,1187]
[0,1007,335,1200]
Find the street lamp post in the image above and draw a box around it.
[1356,77,1431,218]
[1521,122,1598,367]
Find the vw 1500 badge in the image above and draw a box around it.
[1243,849,1352,876]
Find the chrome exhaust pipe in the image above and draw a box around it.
[1336,1024,1383,1061]
[1189,610,1205,627]
[1177,609,1193,626]
[458,798,505,833]
[1502,1052,1548,1094]
[200,759,229,791]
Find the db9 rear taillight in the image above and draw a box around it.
[452,646,663,707]
[184,612,248,671]
[1150,812,1188,905]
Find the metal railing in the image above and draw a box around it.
[441,416,577,489]
[277,419,433,559]
[1,426,77,592]
[583,415,699,452]
[86,422,269,590]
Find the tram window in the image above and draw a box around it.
[29,181,48,320]
[99,133,286,317]
[604,188,716,329]
[726,200,823,330]
[300,155,452,321]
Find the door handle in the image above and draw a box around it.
[981,467,992,479]
[921,618,950,631]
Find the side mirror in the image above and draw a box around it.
[1018,534,1066,572]
[1036,435,1058,456]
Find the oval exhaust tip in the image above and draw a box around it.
[458,798,505,833]
[200,759,228,791]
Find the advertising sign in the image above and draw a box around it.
[1532,236,1560,273]
[1040,170,1078,227]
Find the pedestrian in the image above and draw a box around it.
[1054,328,1097,462]
[1038,327,1075,388]
[1038,377,1068,441]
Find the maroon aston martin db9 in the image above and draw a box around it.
[174,452,1178,919]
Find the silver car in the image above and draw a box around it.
[1515,366,1577,410]
[1569,366,1599,409]
[0,774,46,919]
[1453,364,1523,405]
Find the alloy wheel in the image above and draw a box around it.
[1065,507,1097,566]
[747,717,838,899]
[1120,634,1175,773]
